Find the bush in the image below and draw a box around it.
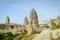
[0,32,20,40]
[21,30,28,35]
[31,30,41,34]
[56,24,60,28]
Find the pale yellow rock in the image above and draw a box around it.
[33,28,60,40]
[56,16,60,25]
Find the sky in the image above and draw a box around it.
[0,0,60,24]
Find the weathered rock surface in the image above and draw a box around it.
[33,28,60,40]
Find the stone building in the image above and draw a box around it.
[29,8,39,31]
[23,8,40,34]
[0,8,41,34]
[0,8,60,34]
[0,16,22,34]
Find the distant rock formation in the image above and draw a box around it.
[56,16,60,25]
[6,16,10,24]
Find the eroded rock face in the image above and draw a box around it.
[33,28,60,40]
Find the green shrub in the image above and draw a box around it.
[31,30,41,34]
[0,32,20,40]
[56,24,60,28]
[21,30,28,35]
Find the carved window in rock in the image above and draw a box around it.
[11,26,14,28]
